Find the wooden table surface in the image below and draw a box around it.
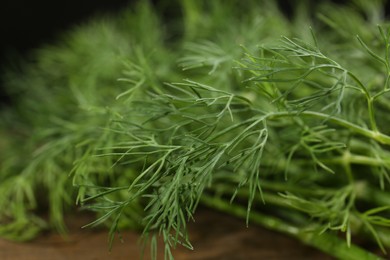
[0,208,334,260]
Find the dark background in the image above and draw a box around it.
[0,0,131,105]
[0,0,389,105]
[1,0,389,65]
[0,0,130,61]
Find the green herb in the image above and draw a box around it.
[1,0,390,259]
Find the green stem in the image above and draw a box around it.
[200,194,384,260]
[342,151,354,183]
[359,184,390,207]
[367,97,379,132]
[267,111,390,145]
[321,154,390,167]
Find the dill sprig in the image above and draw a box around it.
[1,0,389,259]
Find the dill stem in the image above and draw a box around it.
[358,184,390,207]
[367,97,379,132]
[342,152,355,183]
[266,111,390,145]
[321,154,390,167]
[200,194,384,260]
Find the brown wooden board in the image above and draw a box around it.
[0,209,333,260]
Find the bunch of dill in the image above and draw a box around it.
[1,0,389,259]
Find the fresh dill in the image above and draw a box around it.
[1,1,390,259]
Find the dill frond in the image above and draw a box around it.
[0,0,389,259]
